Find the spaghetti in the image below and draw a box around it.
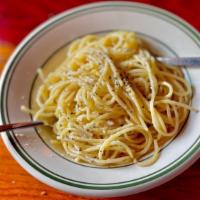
[25,31,196,167]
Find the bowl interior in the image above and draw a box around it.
[30,31,191,167]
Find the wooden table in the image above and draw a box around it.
[0,0,200,199]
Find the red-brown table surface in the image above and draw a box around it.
[0,0,200,199]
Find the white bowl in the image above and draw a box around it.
[1,1,200,198]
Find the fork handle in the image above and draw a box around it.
[0,121,43,132]
[157,57,200,66]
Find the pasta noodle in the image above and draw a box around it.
[24,31,196,167]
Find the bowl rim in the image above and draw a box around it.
[0,1,200,191]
